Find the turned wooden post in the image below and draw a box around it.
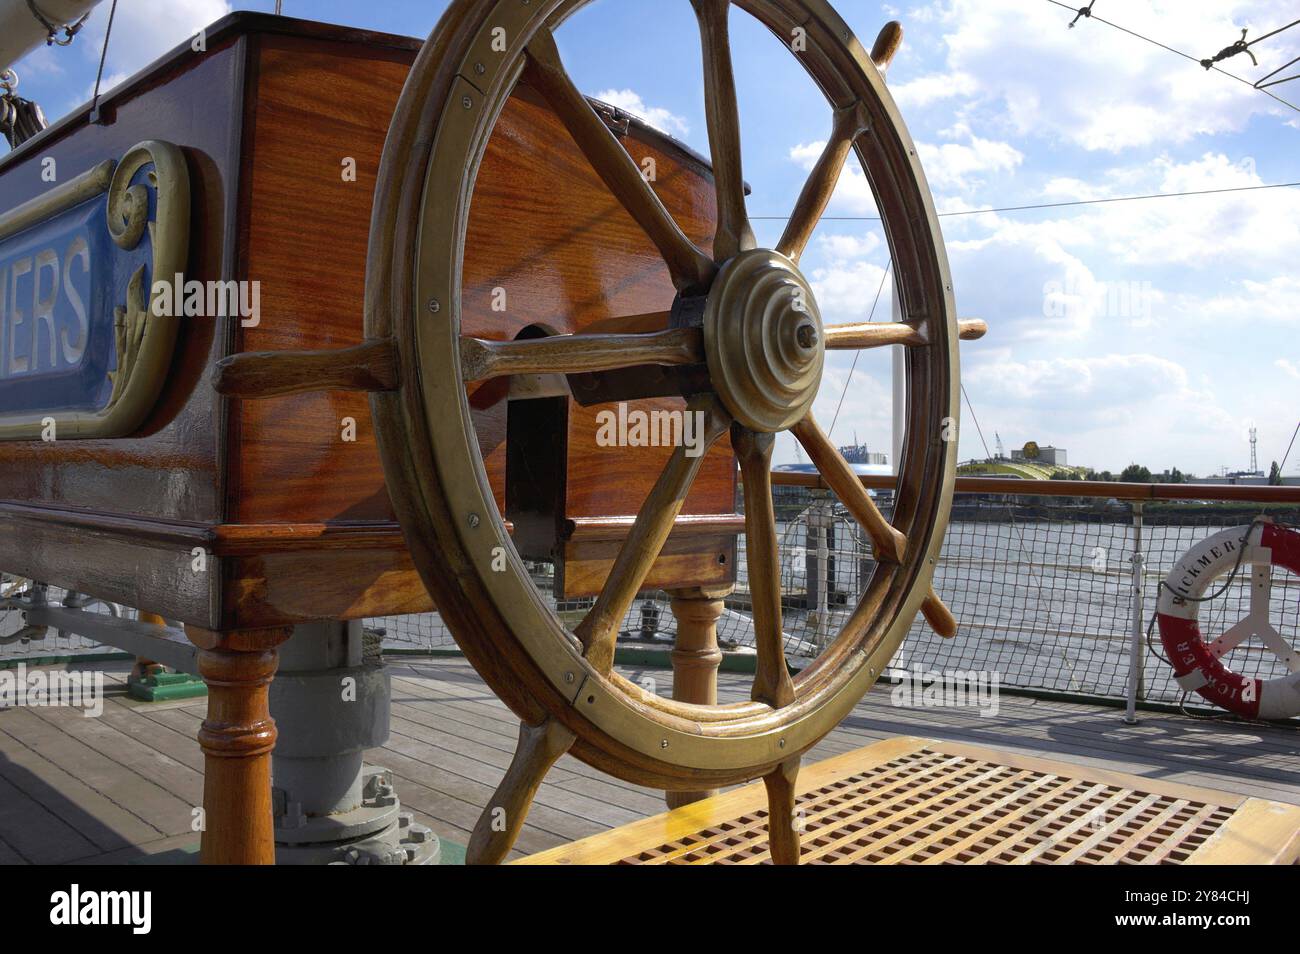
[665,585,730,809]
[187,625,292,865]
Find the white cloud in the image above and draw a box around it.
[962,353,1241,471]
[73,0,231,104]
[87,0,230,66]
[816,232,880,260]
[594,88,689,137]
[1196,275,1300,324]
[1085,154,1300,269]
[919,0,1297,152]
[809,259,893,323]
[891,71,979,109]
[1277,358,1300,380]
[916,128,1023,190]
[790,123,1021,213]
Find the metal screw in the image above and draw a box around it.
[468,513,480,528]
[475,62,486,75]
[428,298,440,314]
[660,739,669,749]
[779,738,786,748]
[462,95,473,109]
[564,671,574,684]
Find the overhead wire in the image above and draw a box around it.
[751,180,1300,222]
[1043,0,1300,114]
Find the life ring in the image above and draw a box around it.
[1156,522,1300,719]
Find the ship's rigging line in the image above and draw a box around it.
[750,181,1300,223]
[1280,420,1300,475]
[89,0,119,123]
[1043,0,1300,114]
[827,259,889,441]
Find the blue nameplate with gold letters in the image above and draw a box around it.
[0,141,189,440]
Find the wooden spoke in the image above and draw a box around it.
[870,21,904,74]
[763,756,802,865]
[575,398,731,674]
[777,102,871,263]
[824,317,987,350]
[921,587,958,639]
[523,30,715,293]
[214,339,398,400]
[733,425,795,709]
[690,0,755,262]
[791,413,906,564]
[460,326,702,382]
[467,717,577,865]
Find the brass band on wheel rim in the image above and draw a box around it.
[366,0,959,789]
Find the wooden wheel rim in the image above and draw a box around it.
[366,0,959,788]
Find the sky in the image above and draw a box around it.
[9,0,1299,477]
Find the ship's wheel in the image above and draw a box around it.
[219,0,984,864]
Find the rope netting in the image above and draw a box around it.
[362,488,1300,706]
[4,490,1298,710]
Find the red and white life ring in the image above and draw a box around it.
[1156,522,1300,719]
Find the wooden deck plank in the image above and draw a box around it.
[95,696,206,773]
[385,716,646,829]
[25,701,204,809]
[0,770,101,864]
[0,832,27,865]
[0,707,194,837]
[0,656,1295,864]
[389,671,665,799]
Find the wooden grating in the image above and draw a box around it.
[519,737,1300,865]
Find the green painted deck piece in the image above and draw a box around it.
[438,836,466,865]
[127,668,208,702]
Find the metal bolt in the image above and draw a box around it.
[462,94,473,109]
[475,62,486,75]
[796,323,818,349]
[428,298,440,314]
[779,738,786,748]
[468,513,480,528]
[660,739,669,749]
[564,671,575,684]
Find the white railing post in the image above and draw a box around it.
[1124,501,1146,724]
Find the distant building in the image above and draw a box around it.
[1010,441,1068,467]
[838,443,888,466]
[958,440,1083,480]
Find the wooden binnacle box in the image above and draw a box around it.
[0,13,739,633]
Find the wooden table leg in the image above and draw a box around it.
[665,585,731,809]
[187,626,292,865]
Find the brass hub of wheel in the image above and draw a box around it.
[703,248,825,433]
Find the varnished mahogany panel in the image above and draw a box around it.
[0,13,740,622]
[230,35,413,525]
